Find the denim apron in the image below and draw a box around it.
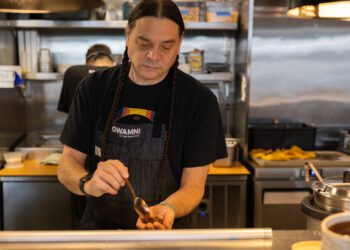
[79,83,190,229]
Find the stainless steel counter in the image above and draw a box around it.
[0,230,321,250]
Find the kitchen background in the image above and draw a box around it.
[1,0,350,230]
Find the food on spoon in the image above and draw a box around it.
[250,145,316,161]
[141,216,163,224]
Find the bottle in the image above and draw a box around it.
[123,1,132,20]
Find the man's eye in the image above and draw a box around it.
[162,46,172,50]
[140,43,151,49]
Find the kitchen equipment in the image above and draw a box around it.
[248,121,317,150]
[250,152,350,230]
[214,138,239,167]
[0,65,21,88]
[301,162,350,230]
[251,150,350,167]
[205,63,230,73]
[125,179,161,223]
[321,212,350,250]
[0,0,103,13]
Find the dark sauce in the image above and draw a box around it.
[329,222,350,236]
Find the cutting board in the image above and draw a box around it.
[252,151,350,167]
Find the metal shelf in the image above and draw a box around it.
[0,20,237,31]
[24,72,63,81]
[191,72,233,82]
[23,72,232,82]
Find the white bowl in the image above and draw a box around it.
[3,152,23,164]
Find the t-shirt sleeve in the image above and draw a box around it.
[59,75,94,154]
[182,94,228,167]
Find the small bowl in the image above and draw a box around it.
[3,152,23,164]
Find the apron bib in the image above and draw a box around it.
[79,83,190,229]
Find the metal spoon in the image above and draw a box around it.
[304,161,323,183]
[124,179,163,224]
[124,179,151,218]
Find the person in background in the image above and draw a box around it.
[58,0,227,230]
[57,44,115,113]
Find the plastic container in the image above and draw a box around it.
[176,1,200,22]
[0,65,22,88]
[206,1,239,23]
[214,138,239,167]
[248,122,317,150]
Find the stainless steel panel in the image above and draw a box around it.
[0,230,320,250]
[2,180,73,230]
[254,180,310,229]
[250,15,350,147]
[191,175,247,229]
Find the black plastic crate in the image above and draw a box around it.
[248,123,317,150]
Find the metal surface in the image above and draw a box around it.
[191,175,247,229]
[253,178,310,229]
[0,20,237,30]
[233,0,254,159]
[250,158,350,229]
[0,0,103,13]
[250,13,350,148]
[310,175,350,212]
[24,72,63,81]
[0,230,320,250]
[0,228,273,242]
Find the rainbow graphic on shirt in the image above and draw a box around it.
[116,107,155,122]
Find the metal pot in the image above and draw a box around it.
[302,171,350,231]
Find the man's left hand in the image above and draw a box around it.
[136,203,175,230]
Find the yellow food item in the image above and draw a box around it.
[250,145,316,161]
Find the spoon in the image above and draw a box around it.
[125,179,162,223]
[304,161,323,183]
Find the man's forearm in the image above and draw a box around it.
[163,183,205,218]
[57,151,88,195]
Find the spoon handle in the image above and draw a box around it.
[125,179,137,200]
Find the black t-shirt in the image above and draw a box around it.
[57,65,108,113]
[60,65,227,183]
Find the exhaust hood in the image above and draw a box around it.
[0,0,104,13]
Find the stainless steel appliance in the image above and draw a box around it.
[249,151,350,229]
[301,164,350,230]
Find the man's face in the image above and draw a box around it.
[126,16,183,85]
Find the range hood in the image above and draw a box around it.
[0,0,104,13]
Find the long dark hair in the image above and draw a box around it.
[101,0,184,199]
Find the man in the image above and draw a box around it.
[57,44,115,113]
[58,0,227,230]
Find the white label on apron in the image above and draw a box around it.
[95,146,101,157]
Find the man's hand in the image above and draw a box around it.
[84,159,129,197]
[136,204,175,230]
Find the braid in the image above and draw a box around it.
[101,48,129,161]
[158,55,179,200]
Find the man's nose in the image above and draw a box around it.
[146,47,161,61]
